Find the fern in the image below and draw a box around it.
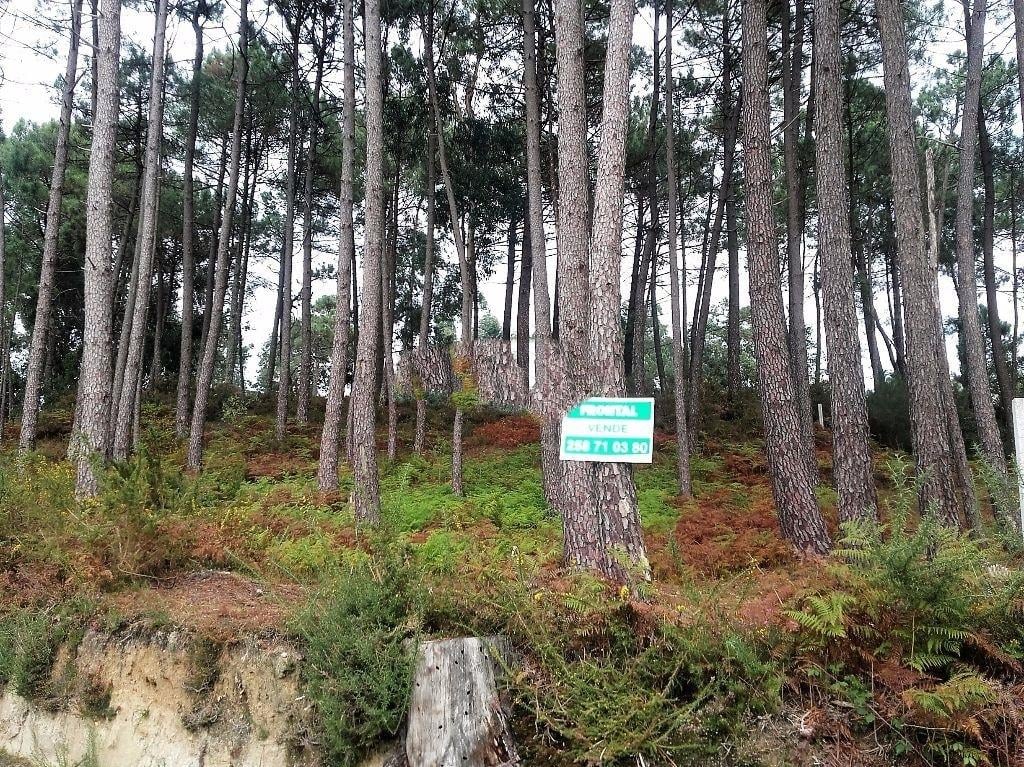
[788,592,854,642]
[903,672,997,718]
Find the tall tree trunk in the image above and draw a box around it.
[349,0,386,521]
[502,215,518,341]
[813,0,878,521]
[298,19,326,425]
[413,132,436,456]
[317,0,356,490]
[586,0,649,583]
[426,1,472,497]
[516,209,532,372]
[689,9,739,431]
[524,0,561,509]
[73,0,121,496]
[199,135,228,360]
[553,0,607,573]
[383,168,399,461]
[844,62,885,391]
[952,0,1006,477]
[978,111,1014,432]
[726,178,741,406]
[112,0,169,460]
[0,168,7,443]
[875,0,969,524]
[275,17,302,441]
[226,120,254,388]
[650,258,667,390]
[665,0,692,496]
[175,3,205,438]
[19,0,84,450]
[742,0,831,554]
[627,2,660,394]
[783,0,815,464]
[185,0,248,470]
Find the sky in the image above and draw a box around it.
[0,0,1016,395]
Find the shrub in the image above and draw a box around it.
[293,549,418,767]
[789,457,1024,763]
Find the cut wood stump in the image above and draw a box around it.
[405,637,518,767]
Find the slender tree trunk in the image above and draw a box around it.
[317,0,357,490]
[875,0,969,524]
[19,0,84,450]
[413,132,436,456]
[199,135,228,359]
[298,21,326,425]
[226,120,254,387]
[689,10,739,431]
[524,0,561,509]
[813,0,878,521]
[665,0,692,496]
[978,112,1014,432]
[112,0,169,460]
[383,170,399,462]
[726,178,741,406]
[349,0,386,521]
[783,0,815,463]
[275,18,302,441]
[186,0,248,471]
[952,0,1006,478]
[650,258,667,390]
[627,2,660,395]
[516,209,532,372]
[502,215,518,341]
[0,169,7,443]
[73,0,121,495]
[742,0,831,554]
[426,2,472,497]
[175,4,205,438]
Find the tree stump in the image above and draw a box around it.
[404,637,518,767]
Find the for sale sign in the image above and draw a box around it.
[559,397,655,463]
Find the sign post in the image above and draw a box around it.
[1012,398,1024,538]
[559,397,655,464]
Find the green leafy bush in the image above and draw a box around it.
[293,551,418,767]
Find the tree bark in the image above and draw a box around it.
[426,2,472,496]
[317,0,357,491]
[275,16,302,441]
[951,0,1006,480]
[349,0,386,522]
[73,0,121,495]
[111,0,169,461]
[726,177,741,406]
[524,0,561,510]
[783,0,815,465]
[175,3,205,438]
[742,0,831,554]
[875,0,968,525]
[978,111,1014,433]
[689,9,739,432]
[186,0,248,471]
[19,0,84,450]
[502,215,518,341]
[516,210,532,372]
[586,0,649,582]
[813,0,878,521]
[298,18,327,425]
[665,0,692,496]
[413,132,436,457]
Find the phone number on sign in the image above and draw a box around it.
[563,438,650,455]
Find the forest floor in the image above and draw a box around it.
[2,398,1023,765]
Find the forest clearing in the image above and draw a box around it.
[1,0,1024,761]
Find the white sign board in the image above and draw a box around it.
[1012,398,1024,539]
[559,397,655,463]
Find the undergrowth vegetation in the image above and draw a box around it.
[2,403,1024,765]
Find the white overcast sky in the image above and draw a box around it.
[0,0,1016,391]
